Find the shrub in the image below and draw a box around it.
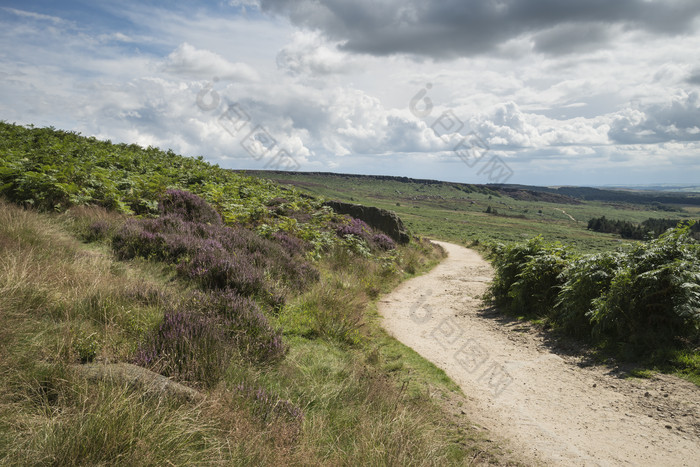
[372,233,396,251]
[84,220,111,242]
[488,236,546,307]
[134,310,230,388]
[335,217,373,244]
[491,225,700,352]
[272,231,308,257]
[554,252,623,338]
[159,189,222,225]
[134,290,285,384]
[508,244,571,317]
[590,225,700,348]
[191,290,285,363]
[178,251,265,296]
[488,236,571,317]
[112,219,169,261]
[112,191,318,299]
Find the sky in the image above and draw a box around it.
[1,0,700,186]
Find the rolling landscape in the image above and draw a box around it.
[2,1,700,465]
[1,122,698,465]
[253,170,700,250]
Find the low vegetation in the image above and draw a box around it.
[487,224,700,382]
[3,121,698,464]
[0,123,511,465]
[587,215,700,240]
[255,171,697,251]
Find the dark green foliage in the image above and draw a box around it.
[0,122,317,225]
[588,216,700,240]
[590,225,700,348]
[554,252,623,338]
[488,236,571,317]
[490,225,700,353]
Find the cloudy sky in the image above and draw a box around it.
[1,0,700,186]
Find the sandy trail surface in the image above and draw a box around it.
[378,241,700,466]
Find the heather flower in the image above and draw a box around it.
[134,310,230,387]
[189,290,285,362]
[178,252,265,296]
[85,220,111,242]
[372,233,396,251]
[272,231,307,256]
[159,189,222,225]
[335,217,372,243]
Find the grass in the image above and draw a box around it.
[0,198,512,465]
[5,123,695,463]
[254,171,694,252]
[257,172,700,387]
[2,380,227,466]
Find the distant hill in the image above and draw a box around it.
[251,171,700,207]
[490,184,700,206]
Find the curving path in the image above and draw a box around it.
[378,241,700,466]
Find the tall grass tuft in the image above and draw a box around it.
[3,380,228,466]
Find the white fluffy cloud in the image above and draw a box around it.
[162,43,260,81]
[1,1,699,185]
[276,31,359,76]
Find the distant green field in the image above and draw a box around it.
[249,171,695,252]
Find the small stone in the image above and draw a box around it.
[663,393,669,398]
[665,425,672,429]
[644,391,651,397]
[592,383,597,388]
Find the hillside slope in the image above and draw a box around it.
[0,123,516,465]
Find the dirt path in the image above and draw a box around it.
[378,241,700,466]
[556,208,577,222]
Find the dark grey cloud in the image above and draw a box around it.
[260,0,700,58]
[531,22,614,55]
[609,93,700,144]
[688,70,700,85]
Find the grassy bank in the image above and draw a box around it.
[0,119,518,467]
[0,198,481,465]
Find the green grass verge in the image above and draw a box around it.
[0,199,513,465]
